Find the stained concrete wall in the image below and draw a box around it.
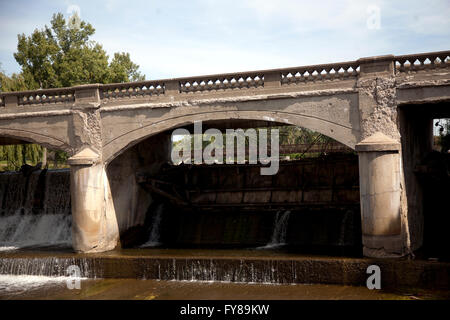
[398,105,433,252]
[100,92,360,163]
[0,114,73,153]
[107,131,171,238]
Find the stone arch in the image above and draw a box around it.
[103,110,359,164]
[0,127,72,153]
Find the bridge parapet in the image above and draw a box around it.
[0,50,449,112]
[280,60,360,85]
[1,87,75,108]
[101,80,165,101]
[395,50,450,74]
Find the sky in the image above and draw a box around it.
[0,0,449,80]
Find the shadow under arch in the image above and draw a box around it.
[103,110,359,164]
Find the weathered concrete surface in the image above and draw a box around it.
[107,132,171,238]
[100,92,360,163]
[356,133,403,257]
[68,148,119,252]
[0,51,449,257]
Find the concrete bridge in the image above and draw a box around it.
[1,51,449,257]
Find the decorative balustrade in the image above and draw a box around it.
[395,51,450,73]
[17,88,75,106]
[179,72,264,93]
[280,61,360,86]
[101,81,165,100]
[1,50,449,110]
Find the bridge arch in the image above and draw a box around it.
[103,110,359,164]
[0,127,72,153]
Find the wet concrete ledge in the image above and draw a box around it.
[1,249,449,290]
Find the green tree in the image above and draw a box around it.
[110,52,145,83]
[0,64,27,92]
[1,12,145,171]
[13,12,144,89]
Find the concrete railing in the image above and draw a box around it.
[1,50,449,110]
[101,80,165,100]
[0,87,76,108]
[395,50,450,73]
[280,60,360,85]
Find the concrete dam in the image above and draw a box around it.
[1,50,450,297]
[0,153,361,253]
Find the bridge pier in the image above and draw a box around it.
[356,133,403,257]
[68,148,119,253]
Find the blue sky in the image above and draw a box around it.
[1,0,449,80]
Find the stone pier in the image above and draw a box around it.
[356,133,403,257]
[68,148,119,253]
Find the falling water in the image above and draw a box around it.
[0,213,72,251]
[258,211,291,249]
[0,169,72,251]
[141,204,164,247]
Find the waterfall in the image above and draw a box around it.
[258,211,291,249]
[0,169,72,251]
[141,204,163,247]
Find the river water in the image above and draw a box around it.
[1,276,448,300]
[0,170,448,300]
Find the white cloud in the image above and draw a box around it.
[96,34,294,79]
[1,0,449,78]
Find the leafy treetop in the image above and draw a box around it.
[13,12,144,90]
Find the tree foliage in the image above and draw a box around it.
[13,12,144,89]
[1,13,145,171]
[0,64,27,92]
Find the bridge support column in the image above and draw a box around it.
[356,132,403,258]
[68,147,119,253]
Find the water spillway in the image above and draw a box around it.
[0,169,72,251]
[0,163,448,292]
[1,249,449,290]
[135,154,362,253]
[0,155,362,253]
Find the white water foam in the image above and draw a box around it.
[0,211,72,251]
[257,210,291,249]
[0,274,86,295]
[141,204,163,248]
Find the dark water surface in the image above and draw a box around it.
[1,277,448,300]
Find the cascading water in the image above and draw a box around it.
[258,210,291,249]
[0,169,72,251]
[141,204,163,247]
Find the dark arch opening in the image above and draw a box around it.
[398,101,450,261]
[107,119,363,257]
